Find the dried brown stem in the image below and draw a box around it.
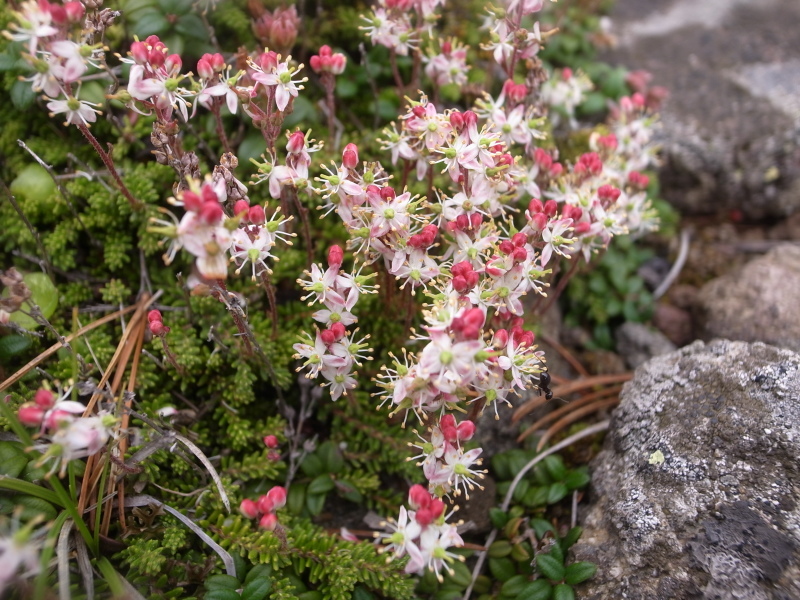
[76,124,141,210]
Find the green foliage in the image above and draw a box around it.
[564,236,654,349]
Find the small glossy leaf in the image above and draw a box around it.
[500,575,528,597]
[564,562,597,585]
[7,273,59,330]
[512,479,530,502]
[206,574,240,590]
[0,335,32,361]
[445,560,472,589]
[552,583,575,600]
[488,557,516,582]
[299,453,324,478]
[244,564,272,585]
[287,484,306,515]
[530,518,555,540]
[518,579,552,600]
[491,453,511,480]
[307,474,335,495]
[15,495,58,521]
[536,554,565,582]
[305,492,325,516]
[563,469,590,490]
[133,10,170,36]
[317,441,344,473]
[0,442,27,478]
[510,542,531,562]
[176,13,209,40]
[560,527,582,552]
[489,507,509,529]
[546,483,569,504]
[241,576,271,600]
[204,590,241,600]
[549,542,565,565]
[542,456,567,481]
[488,540,512,558]
[525,486,549,508]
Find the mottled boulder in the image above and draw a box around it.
[573,340,800,599]
[694,245,800,352]
[601,0,800,219]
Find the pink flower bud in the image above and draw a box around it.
[329,53,346,75]
[408,484,430,510]
[320,329,336,346]
[49,4,67,24]
[628,171,649,189]
[149,48,165,68]
[319,45,332,57]
[439,414,456,430]
[534,148,552,169]
[379,186,396,201]
[441,40,452,55]
[309,55,322,73]
[598,184,621,203]
[469,213,482,230]
[531,212,548,231]
[258,51,279,72]
[165,54,182,74]
[463,308,485,330]
[249,205,266,225]
[259,512,279,530]
[329,322,346,340]
[234,200,251,217]
[240,498,259,519]
[452,275,468,293]
[493,329,509,348]
[263,435,279,448]
[457,420,476,441]
[597,134,618,151]
[562,67,573,81]
[266,486,287,510]
[511,232,527,247]
[543,200,558,217]
[147,309,163,323]
[209,53,225,72]
[631,92,646,108]
[498,240,514,255]
[257,494,274,514]
[200,202,223,225]
[65,1,85,22]
[149,320,170,337]
[550,163,564,177]
[182,191,202,212]
[342,143,359,169]
[574,222,591,235]
[267,450,281,461]
[449,111,464,131]
[130,42,149,65]
[197,58,214,79]
[34,388,54,408]
[512,247,527,263]
[328,245,344,269]
[441,423,458,443]
[528,198,543,214]
[286,131,306,154]
[18,405,45,427]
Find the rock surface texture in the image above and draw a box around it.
[694,245,800,352]
[573,340,800,599]
[601,0,800,219]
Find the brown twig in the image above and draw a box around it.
[534,397,619,450]
[76,123,142,210]
[539,333,590,378]
[516,385,623,440]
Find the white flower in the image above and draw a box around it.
[46,95,101,127]
[251,59,307,112]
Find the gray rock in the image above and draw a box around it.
[573,340,800,599]
[601,0,800,219]
[615,321,677,369]
[694,245,800,352]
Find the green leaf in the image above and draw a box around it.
[489,508,509,529]
[445,560,473,589]
[0,335,32,361]
[204,590,241,600]
[11,80,36,109]
[241,576,272,600]
[176,13,209,40]
[546,483,569,504]
[206,574,240,590]
[530,518,555,540]
[0,441,28,478]
[549,542,565,564]
[244,564,272,585]
[560,527,582,552]
[317,441,344,473]
[14,495,58,521]
[500,575,529,597]
[512,479,530,502]
[335,480,363,503]
[488,540,512,558]
[287,484,306,515]
[488,557,517,582]
[491,453,511,480]
[351,586,376,600]
[536,554,565,582]
[563,469,590,490]
[552,583,575,600]
[524,486,550,508]
[307,474,335,495]
[564,562,597,585]
[133,10,170,36]
[300,453,324,478]
[542,455,567,481]
[518,579,552,600]
[305,492,325,516]
[336,78,358,99]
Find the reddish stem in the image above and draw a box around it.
[77,124,141,210]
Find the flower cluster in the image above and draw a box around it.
[375,484,464,582]
[239,486,287,531]
[17,387,117,478]
[294,246,375,400]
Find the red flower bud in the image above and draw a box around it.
[259,512,278,530]
[64,1,85,22]
[449,111,464,131]
[263,435,279,448]
[240,499,259,519]
[182,191,202,212]
[286,131,306,154]
[329,322,346,340]
[408,484,430,510]
[149,320,170,337]
[493,329,509,348]
[147,309,163,323]
[34,388,55,408]
[197,58,214,79]
[257,494,275,514]
[531,212,548,231]
[379,186,396,201]
[200,202,223,225]
[249,205,266,225]
[574,222,592,235]
[320,329,336,346]
[543,200,558,217]
[342,143,359,169]
[328,245,344,269]
[18,405,45,427]
[266,486,287,510]
[512,232,527,247]
[233,200,251,218]
[49,4,67,24]
[457,420,476,441]
[498,240,514,255]
[130,41,149,64]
